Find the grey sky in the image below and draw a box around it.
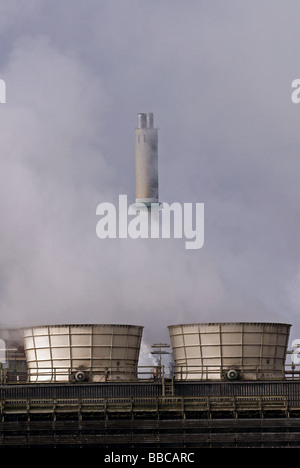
[0,0,299,348]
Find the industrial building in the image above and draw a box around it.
[0,321,299,448]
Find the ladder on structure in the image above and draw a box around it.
[163,378,174,397]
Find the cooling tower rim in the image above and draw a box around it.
[22,323,144,330]
[168,321,292,328]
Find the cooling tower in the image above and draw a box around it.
[168,322,291,381]
[0,327,27,374]
[23,324,143,383]
[135,112,159,205]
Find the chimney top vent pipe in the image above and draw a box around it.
[137,112,154,129]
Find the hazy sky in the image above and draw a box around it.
[0,0,299,349]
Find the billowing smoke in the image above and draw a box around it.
[0,1,299,363]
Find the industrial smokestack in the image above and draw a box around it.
[135,113,159,206]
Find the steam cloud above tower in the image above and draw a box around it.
[0,1,299,347]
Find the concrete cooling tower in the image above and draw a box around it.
[168,322,291,381]
[23,324,143,383]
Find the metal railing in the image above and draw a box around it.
[171,363,300,381]
[0,363,300,384]
[0,365,162,384]
[0,394,293,416]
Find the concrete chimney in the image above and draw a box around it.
[135,113,159,206]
